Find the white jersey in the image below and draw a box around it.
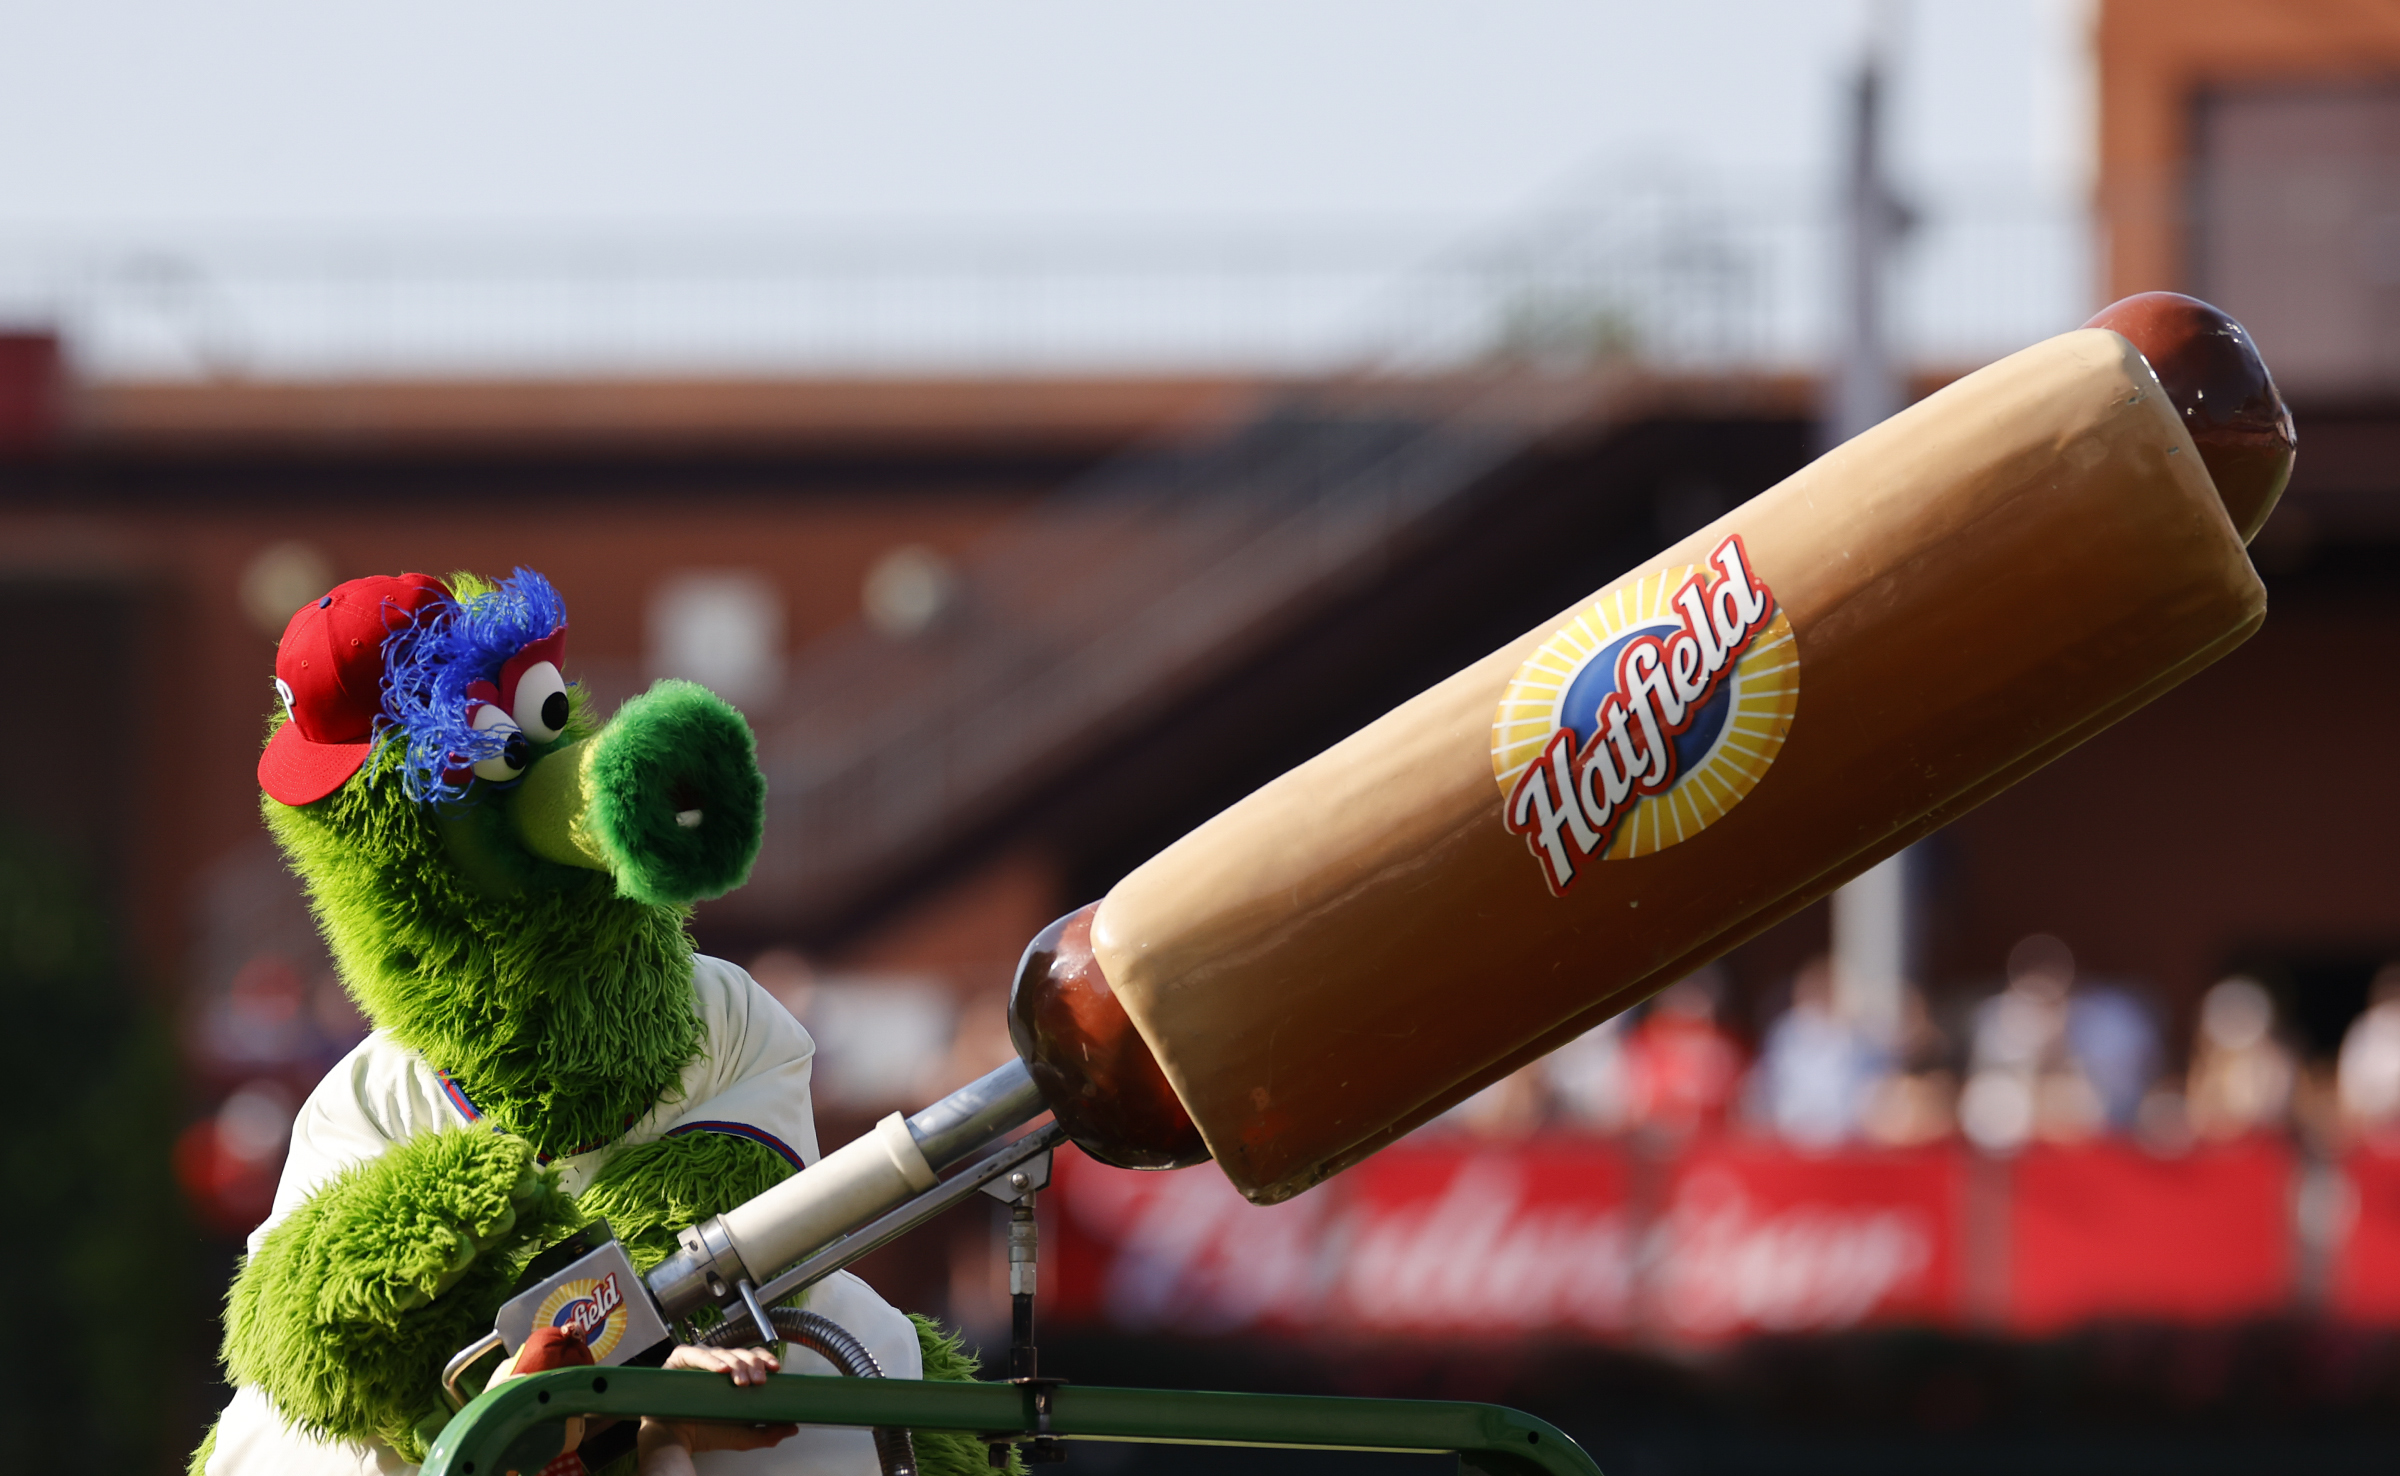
[207,954,923,1476]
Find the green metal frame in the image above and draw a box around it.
[421,1369,1602,1476]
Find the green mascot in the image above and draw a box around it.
[194,569,998,1476]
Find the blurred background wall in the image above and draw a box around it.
[2,2,2397,1472]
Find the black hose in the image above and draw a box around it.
[696,1306,918,1476]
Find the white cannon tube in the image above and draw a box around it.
[718,1112,938,1281]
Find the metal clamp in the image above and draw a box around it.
[977,1151,1054,1204]
[1021,1377,1067,1464]
[985,1377,1068,1466]
[646,1215,748,1320]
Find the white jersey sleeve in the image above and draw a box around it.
[249,1030,456,1257]
[212,1034,470,1475]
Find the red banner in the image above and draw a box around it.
[1330,1140,1637,1337]
[1649,1140,1961,1339]
[1049,1135,2349,1342]
[2006,1137,2293,1334]
[1050,1135,1343,1336]
[1052,1136,1957,1342]
[1051,1138,1634,1339]
[2333,1145,2400,1323]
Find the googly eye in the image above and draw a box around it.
[509,660,571,744]
[470,702,530,782]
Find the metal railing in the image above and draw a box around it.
[421,1367,1601,1476]
[0,169,2086,378]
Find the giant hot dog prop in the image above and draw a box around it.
[1015,292,2296,1203]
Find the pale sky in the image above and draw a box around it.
[0,2,2095,371]
[1,1,2089,228]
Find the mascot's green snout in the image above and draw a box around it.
[507,678,764,909]
[199,569,995,1476]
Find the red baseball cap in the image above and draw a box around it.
[258,572,449,805]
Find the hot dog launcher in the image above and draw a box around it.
[449,292,2294,1398]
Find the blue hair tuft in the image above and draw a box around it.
[380,567,570,804]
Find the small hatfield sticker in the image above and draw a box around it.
[532,1272,627,1361]
[1490,534,1799,893]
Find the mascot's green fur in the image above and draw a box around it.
[202,570,1008,1476]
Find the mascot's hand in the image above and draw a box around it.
[635,1346,799,1476]
[397,1149,557,1310]
[222,1128,581,1459]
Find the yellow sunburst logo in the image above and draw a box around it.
[1491,534,1799,893]
[531,1272,628,1360]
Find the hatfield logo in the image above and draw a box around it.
[1491,534,1800,893]
[533,1273,626,1360]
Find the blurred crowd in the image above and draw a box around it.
[1442,934,2400,1156]
[179,916,2400,1236]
